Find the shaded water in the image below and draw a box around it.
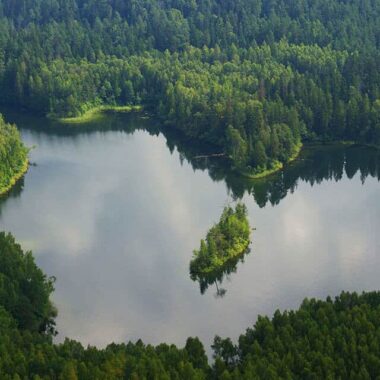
[0,110,379,349]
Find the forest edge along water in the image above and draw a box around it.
[1,106,380,201]
[35,104,380,180]
[48,105,304,179]
[1,0,380,377]
[0,108,379,378]
[0,115,29,196]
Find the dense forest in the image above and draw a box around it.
[0,0,379,174]
[0,115,28,195]
[1,2,379,378]
[0,232,379,379]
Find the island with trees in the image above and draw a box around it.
[191,248,251,298]
[1,232,379,379]
[190,203,251,281]
[0,1,379,378]
[0,0,379,177]
[0,115,28,196]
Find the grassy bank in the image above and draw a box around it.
[56,105,142,124]
[242,141,303,180]
[0,158,29,196]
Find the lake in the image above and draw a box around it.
[0,110,379,350]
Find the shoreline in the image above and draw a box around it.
[52,105,143,124]
[0,158,29,196]
[242,140,379,180]
[241,141,303,180]
[17,102,380,183]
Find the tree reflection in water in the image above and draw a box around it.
[1,110,379,303]
[183,144,379,297]
[167,132,380,207]
[0,177,24,216]
[190,248,251,298]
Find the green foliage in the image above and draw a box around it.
[0,232,207,379]
[1,233,380,378]
[0,232,56,333]
[190,203,251,276]
[189,203,251,296]
[232,292,380,379]
[228,144,380,208]
[0,0,380,175]
[0,115,28,194]
[1,3,379,376]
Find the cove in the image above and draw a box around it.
[0,109,379,350]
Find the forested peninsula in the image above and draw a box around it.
[1,232,379,379]
[0,0,379,175]
[0,115,28,195]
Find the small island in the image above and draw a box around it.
[0,115,29,196]
[190,203,251,278]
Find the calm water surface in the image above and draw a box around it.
[0,111,379,349]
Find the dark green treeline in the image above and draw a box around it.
[0,0,380,173]
[0,115,28,194]
[1,232,380,379]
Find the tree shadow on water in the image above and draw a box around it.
[0,177,25,217]
[190,248,251,298]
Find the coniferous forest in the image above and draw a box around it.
[0,115,28,194]
[1,232,380,379]
[0,0,379,173]
[1,1,380,379]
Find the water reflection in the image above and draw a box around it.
[3,107,380,209]
[169,134,380,206]
[190,248,251,298]
[0,109,379,349]
[0,106,153,137]
[245,145,380,207]
[0,177,24,216]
